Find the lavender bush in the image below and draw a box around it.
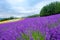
[0,14,60,40]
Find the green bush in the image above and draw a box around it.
[40,2,60,16]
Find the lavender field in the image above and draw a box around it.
[0,14,60,40]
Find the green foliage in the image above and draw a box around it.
[27,14,40,18]
[0,17,17,21]
[40,1,60,16]
[21,33,30,40]
[16,32,30,40]
[32,31,45,40]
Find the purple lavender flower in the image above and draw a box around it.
[0,14,60,40]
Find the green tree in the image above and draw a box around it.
[40,2,60,16]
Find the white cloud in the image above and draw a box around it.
[6,0,51,14]
[1,0,60,18]
[8,0,60,16]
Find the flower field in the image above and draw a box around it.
[0,14,60,40]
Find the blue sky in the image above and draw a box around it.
[0,0,60,18]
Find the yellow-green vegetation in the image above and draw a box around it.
[0,18,23,24]
[32,31,45,40]
[21,33,30,40]
[17,31,45,40]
